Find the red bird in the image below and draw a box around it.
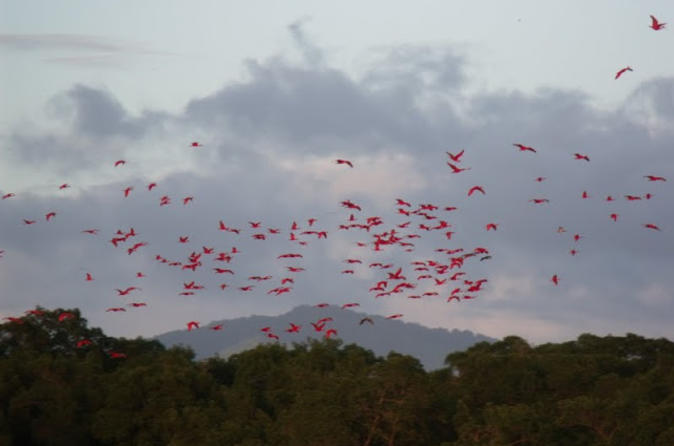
[534,177,546,182]
[85,273,93,281]
[310,322,325,332]
[106,307,126,312]
[123,187,133,197]
[574,153,590,162]
[513,143,536,153]
[644,175,666,182]
[446,149,464,163]
[76,339,92,348]
[23,219,36,225]
[58,183,70,190]
[186,321,200,331]
[286,323,301,333]
[649,15,666,30]
[610,213,618,222]
[190,141,203,147]
[485,223,498,231]
[58,312,75,322]
[325,329,338,339]
[81,229,99,235]
[341,302,360,309]
[128,302,147,308]
[615,67,633,80]
[386,314,403,319]
[336,159,354,168]
[447,162,471,173]
[148,182,157,190]
[341,200,362,211]
[183,196,194,205]
[45,212,56,221]
[114,160,126,167]
[551,274,559,286]
[115,287,140,296]
[127,242,148,255]
[467,186,485,196]
[109,351,127,359]
[178,236,189,243]
[644,223,661,231]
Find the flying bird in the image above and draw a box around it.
[447,162,471,174]
[359,317,374,325]
[336,159,354,168]
[615,67,633,80]
[446,149,465,163]
[574,153,590,162]
[467,186,485,196]
[115,287,140,296]
[649,15,666,30]
[186,321,200,331]
[513,143,536,153]
[114,160,126,167]
[551,275,559,286]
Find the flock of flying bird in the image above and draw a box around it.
[1,14,670,358]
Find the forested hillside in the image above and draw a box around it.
[2,308,674,445]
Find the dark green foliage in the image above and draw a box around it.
[2,312,674,445]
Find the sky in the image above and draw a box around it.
[1,1,673,345]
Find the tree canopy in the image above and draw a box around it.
[2,308,673,445]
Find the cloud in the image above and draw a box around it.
[0,33,172,67]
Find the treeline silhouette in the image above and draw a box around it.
[1,308,673,445]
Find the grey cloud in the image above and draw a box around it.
[184,54,465,153]
[60,85,146,138]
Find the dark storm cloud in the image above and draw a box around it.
[3,35,674,342]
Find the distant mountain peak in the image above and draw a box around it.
[155,305,495,370]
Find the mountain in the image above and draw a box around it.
[154,305,495,370]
